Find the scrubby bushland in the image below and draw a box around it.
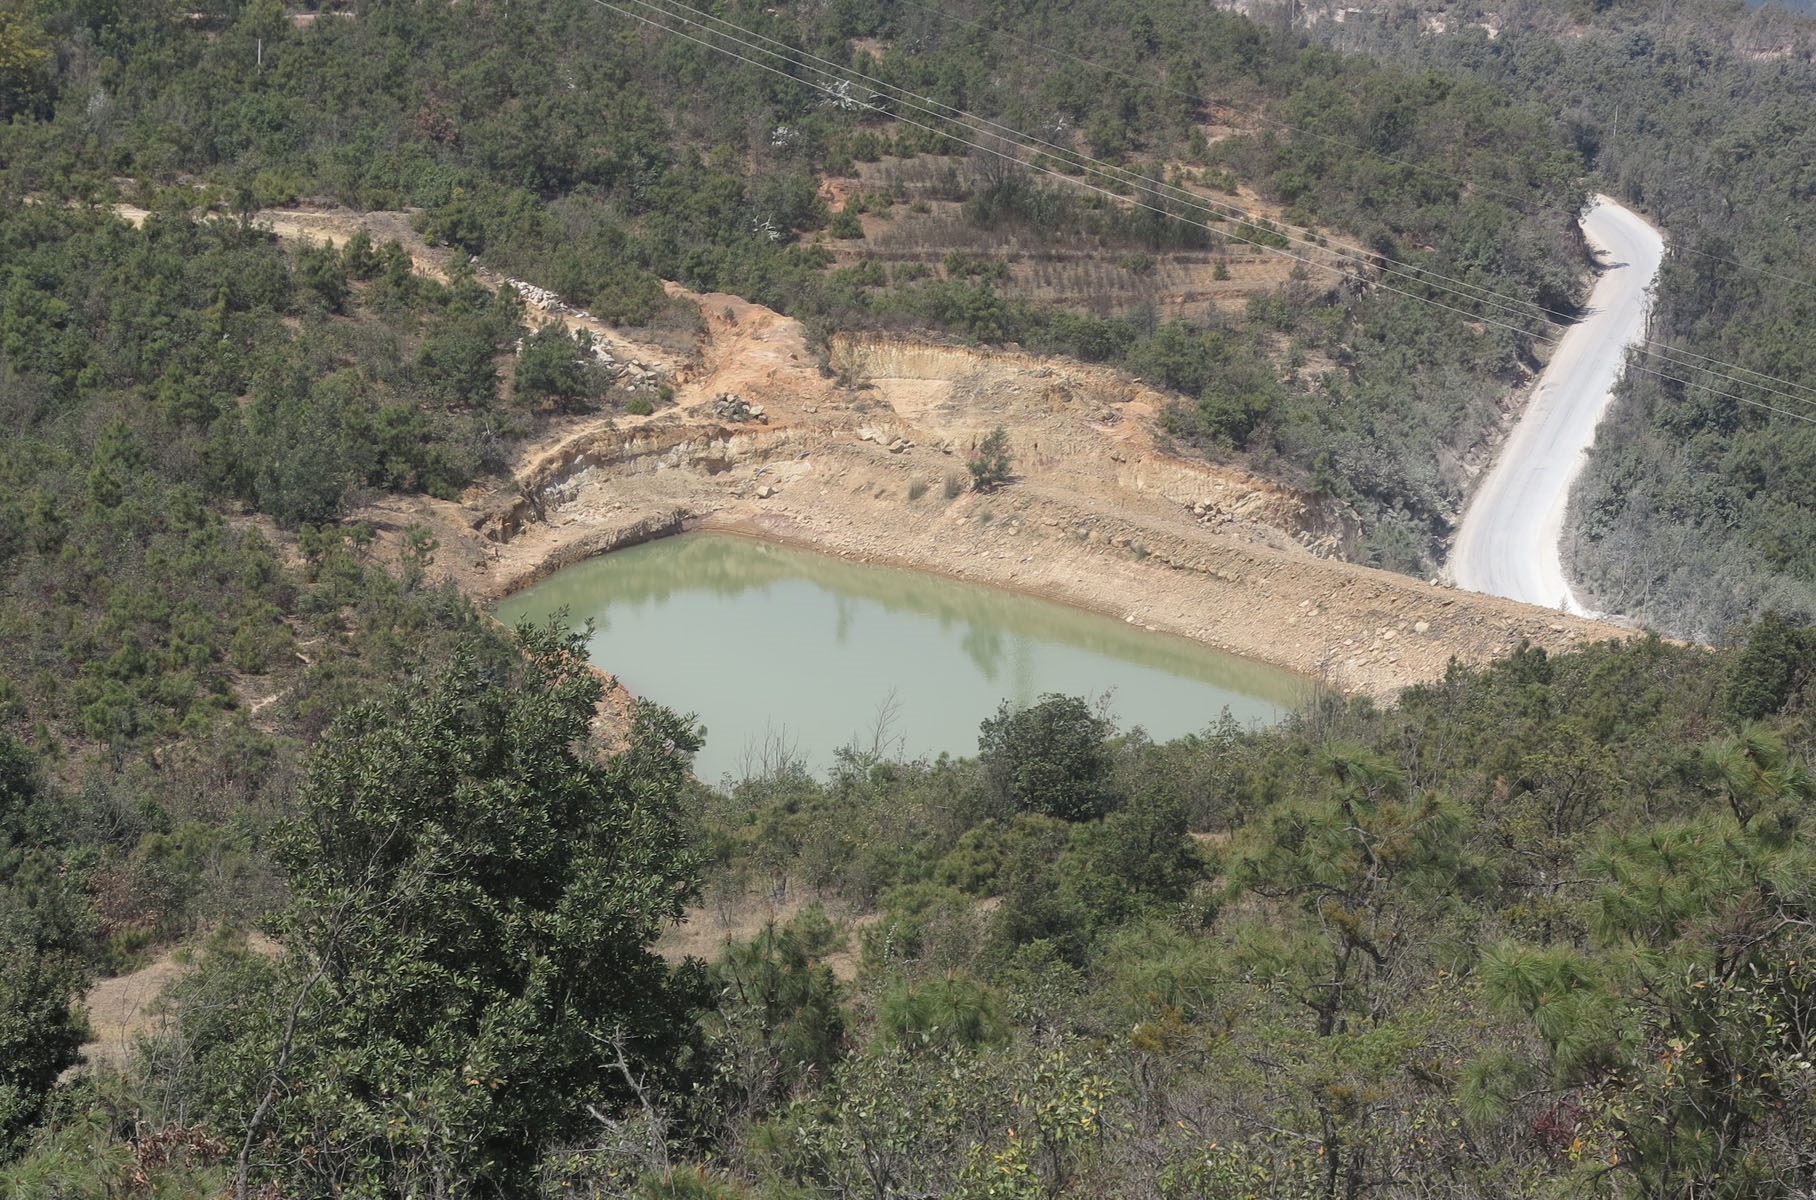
[8,1,1816,1195]
[622,624,1816,1199]
[63,621,1816,1200]
[1308,0,1816,633]
[0,0,1589,575]
[165,624,707,1200]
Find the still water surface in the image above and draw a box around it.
[495,534,1306,784]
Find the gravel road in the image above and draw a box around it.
[1450,197,1664,613]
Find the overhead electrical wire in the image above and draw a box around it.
[882,0,1816,393]
[627,0,1816,415]
[885,0,1816,296]
[579,0,1816,425]
[608,0,1816,414]
[593,0,1816,424]
[599,0,1540,325]
[590,0,1816,424]
[614,0,1569,328]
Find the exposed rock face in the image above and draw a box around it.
[508,507,694,590]
[712,393,767,424]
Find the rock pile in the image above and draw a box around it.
[619,361,659,388]
[712,393,768,423]
[856,428,914,453]
[508,278,568,313]
[574,341,659,391]
[494,275,664,388]
[1189,499,1231,526]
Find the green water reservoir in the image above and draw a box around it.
[495,534,1306,784]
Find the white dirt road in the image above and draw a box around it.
[1450,197,1664,613]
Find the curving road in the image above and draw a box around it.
[1450,197,1665,614]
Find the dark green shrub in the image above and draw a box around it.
[978,695,1113,822]
[879,974,1008,1052]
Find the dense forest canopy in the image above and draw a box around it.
[2,0,1816,1197]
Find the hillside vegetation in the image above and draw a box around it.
[2,0,1592,571]
[15,607,1816,1198]
[2,1,1815,1198]
[1307,0,1816,635]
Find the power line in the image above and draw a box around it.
[580,0,1816,425]
[608,0,1816,416]
[593,0,1816,423]
[614,0,1563,330]
[598,0,1512,313]
[884,0,1816,296]
[891,0,1559,218]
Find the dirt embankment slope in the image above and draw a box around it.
[390,292,1627,697]
[178,204,1629,695]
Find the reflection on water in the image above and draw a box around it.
[495,534,1307,784]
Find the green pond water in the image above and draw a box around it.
[495,534,1308,785]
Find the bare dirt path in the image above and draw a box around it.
[77,932,281,1075]
[1451,198,1665,613]
[78,950,187,1076]
[254,208,683,370]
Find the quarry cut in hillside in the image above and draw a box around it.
[413,300,1629,698]
[197,205,1633,695]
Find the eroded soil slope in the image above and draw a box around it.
[213,204,1629,696]
[425,309,1624,696]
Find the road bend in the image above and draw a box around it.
[1449,197,1665,614]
